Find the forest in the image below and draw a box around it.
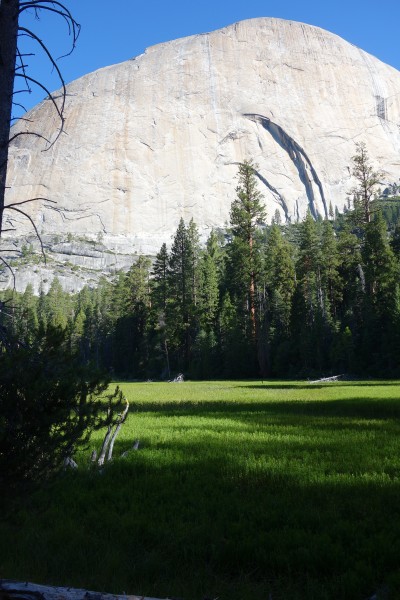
[2,150,400,381]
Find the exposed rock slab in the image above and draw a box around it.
[4,17,400,284]
[0,235,137,293]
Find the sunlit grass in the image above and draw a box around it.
[1,380,400,599]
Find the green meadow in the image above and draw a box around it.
[2,380,400,599]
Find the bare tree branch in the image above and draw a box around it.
[15,64,30,72]
[15,46,31,90]
[19,26,67,114]
[0,256,16,289]
[5,197,56,208]
[10,117,33,123]
[13,73,65,149]
[21,6,76,43]
[5,206,46,262]
[8,130,52,145]
[14,73,62,119]
[12,102,29,113]
[19,1,81,57]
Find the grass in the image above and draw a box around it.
[1,380,400,599]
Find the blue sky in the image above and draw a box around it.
[15,0,400,117]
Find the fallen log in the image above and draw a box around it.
[309,374,344,384]
[168,374,184,383]
[0,580,169,600]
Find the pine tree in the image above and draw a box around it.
[296,211,322,325]
[350,142,383,226]
[167,218,201,370]
[390,219,400,259]
[335,222,364,370]
[152,243,169,313]
[293,212,330,373]
[360,211,400,373]
[129,256,152,376]
[113,256,151,377]
[320,219,342,323]
[189,233,222,378]
[272,208,282,225]
[150,243,170,378]
[19,284,39,344]
[264,225,295,328]
[219,291,252,377]
[362,211,398,309]
[0,288,18,342]
[262,225,296,374]
[229,160,266,337]
[45,277,71,330]
[198,234,220,332]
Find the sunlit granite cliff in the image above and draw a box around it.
[4,17,400,291]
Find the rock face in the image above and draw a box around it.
[4,17,400,288]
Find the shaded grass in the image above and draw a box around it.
[1,380,400,599]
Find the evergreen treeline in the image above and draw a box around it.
[2,155,400,379]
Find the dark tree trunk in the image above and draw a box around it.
[0,0,19,234]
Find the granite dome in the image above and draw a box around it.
[4,17,400,269]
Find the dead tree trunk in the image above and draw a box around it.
[0,0,19,234]
[98,399,129,466]
[0,580,167,600]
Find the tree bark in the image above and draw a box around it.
[0,580,167,600]
[0,0,19,234]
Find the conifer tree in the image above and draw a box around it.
[167,218,201,369]
[296,211,322,323]
[333,221,365,372]
[263,225,295,331]
[320,219,342,323]
[46,277,71,330]
[262,225,296,374]
[191,232,221,377]
[219,291,251,377]
[360,211,400,372]
[293,212,330,372]
[150,243,171,378]
[229,160,266,337]
[152,243,169,313]
[362,211,398,309]
[390,219,400,259]
[19,283,39,344]
[198,236,220,332]
[350,142,383,226]
[113,257,151,377]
